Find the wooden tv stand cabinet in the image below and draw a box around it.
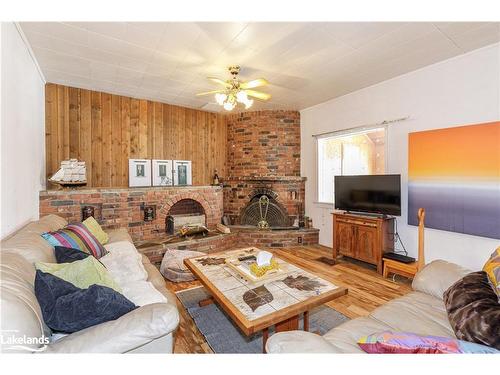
[332,212,395,274]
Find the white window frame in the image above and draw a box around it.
[315,125,389,205]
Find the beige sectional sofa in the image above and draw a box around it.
[0,215,179,353]
[266,260,471,353]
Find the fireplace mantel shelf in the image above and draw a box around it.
[225,176,307,182]
[41,185,222,195]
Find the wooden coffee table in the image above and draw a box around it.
[184,247,347,352]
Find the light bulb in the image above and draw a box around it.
[215,93,227,105]
[236,90,248,103]
[244,98,254,109]
[223,101,235,111]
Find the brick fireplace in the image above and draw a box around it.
[224,110,306,226]
[39,186,223,242]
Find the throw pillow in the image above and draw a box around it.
[358,331,499,354]
[41,223,107,258]
[483,246,500,296]
[54,246,89,263]
[35,270,136,333]
[82,216,109,245]
[35,256,122,293]
[443,271,500,350]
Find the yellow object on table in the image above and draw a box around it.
[250,258,279,277]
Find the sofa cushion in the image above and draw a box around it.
[41,223,107,259]
[1,231,57,264]
[38,215,68,231]
[34,270,136,333]
[443,271,500,350]
[0,215,68,265]
[100,241,171,306]
[120,281,167,306]
[54,246,90,263]
[23,215,68,234]
[412,260,471,300]
[82,217,109,245]
[323,317,392,353]
[35,257,122,293]
[358,331,499,354]
[369,291,455,338]
[101,241,148,284]
[106,228,134,244]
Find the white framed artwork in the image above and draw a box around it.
[128,159,151,187]
[152,159,173,186]
[173,160,192,186]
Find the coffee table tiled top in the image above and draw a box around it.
[185,247,347,336]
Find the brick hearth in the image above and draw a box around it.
[39,186,223,242]
[136,227,319,266]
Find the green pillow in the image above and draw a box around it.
[82,216,109,245]
[35,257,121,293]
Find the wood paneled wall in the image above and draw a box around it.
[45,83,227,187]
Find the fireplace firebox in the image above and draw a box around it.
[165,198,206,234]
[240,192,289,227]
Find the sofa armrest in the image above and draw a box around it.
[412,260,471,300]
[265,331,338,353]
[44,303,179,353]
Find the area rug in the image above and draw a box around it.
[176,286,349,353]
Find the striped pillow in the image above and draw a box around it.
[41,223,108,259]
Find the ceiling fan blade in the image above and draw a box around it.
[240,78,269,89]
[196,90,225,96]
[208,77,231,87]
[244,89,271,101]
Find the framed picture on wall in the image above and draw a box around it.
[128,159,151,187]
[173,160,192,186]
[152,160,173,186]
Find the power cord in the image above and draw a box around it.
[390,219,408,256]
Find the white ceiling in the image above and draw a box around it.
[20,22,500,112]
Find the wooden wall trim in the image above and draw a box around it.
[45,83,227,188]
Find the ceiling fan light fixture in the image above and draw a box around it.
[198,66,270,111]
[223,101,236,111]
[244,98,253,109]
[215,93,227,105]
[236,90,248,103]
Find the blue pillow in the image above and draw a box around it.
[54,246,89,263]
[34,270,136,333]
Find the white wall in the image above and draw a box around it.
[301,43,500,271]
[1,22,45,238]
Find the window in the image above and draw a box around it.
[317,127,386,204]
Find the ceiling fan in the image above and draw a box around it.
[196,66,271,111]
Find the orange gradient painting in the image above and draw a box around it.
[408,121,500,239]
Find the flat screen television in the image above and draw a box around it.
[334,174,401,216]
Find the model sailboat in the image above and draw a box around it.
[49,159,87,187]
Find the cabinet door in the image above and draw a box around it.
[336,222,355,257]
[355,225,378,264]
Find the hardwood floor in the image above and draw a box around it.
[164,244,412,354]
